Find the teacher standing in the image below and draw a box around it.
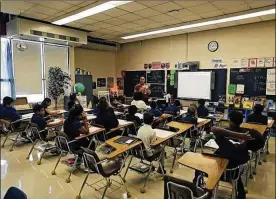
[135,77,151,103]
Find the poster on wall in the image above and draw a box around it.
[97,78,106,88]
[152,62,161,69]
[107,77,114,88]
[117,78,124,90]
[264,57,273,67]
[236,84,245,94]
[232,59,241,67]
[266,68,275,95]
[241,58,249,68]
[249,58,257,67]
[257,58,265,67]
[166,63,170,69]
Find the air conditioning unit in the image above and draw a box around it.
[6,18,87,46]
[82,37,120,52]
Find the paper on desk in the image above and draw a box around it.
[118,119,132,125]
[89,126,101,132]
[155,129,175,138]
[22,113,33,118]
[135,113,143,120]
[180,110,187,115]
[83,108,92,112]
[58,110,67,114]
[204,139,219,149]
[114,111,123,115]
[198,118,207,123]
[268,119,272,125]
[87,114,96,120]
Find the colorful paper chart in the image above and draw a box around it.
[228,84,236,94]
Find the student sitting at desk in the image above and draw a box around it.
[126,105,142,135]
[31,104,63,140]
[137,113,166,174]
[95,97,119,140]
[131,92,148,111]
[1,96,21,122]
[246,104,268,125]
[64,104,95,152]
[41,98,60,117]
[165,100,181,115]
[197,99,209,118]
[149,101,162,117]
[178,106,198,125]
[0,103,10,127]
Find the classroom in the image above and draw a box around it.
[0,1,275,199]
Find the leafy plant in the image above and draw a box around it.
[47,67,71,108]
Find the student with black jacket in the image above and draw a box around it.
[246,104,268,125]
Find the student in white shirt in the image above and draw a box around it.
[131,92,149,111]
[137,113,166,174]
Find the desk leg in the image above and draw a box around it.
[123,155,134,180]
[87,136,95,149]
[212,183,219,199]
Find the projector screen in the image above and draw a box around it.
[177,72,212,100]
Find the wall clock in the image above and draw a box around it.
[16,42,28,51]
[208,41,218,52]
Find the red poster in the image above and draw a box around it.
[248,58,257,67]
[152,61,161,69]
[144,64,148,69]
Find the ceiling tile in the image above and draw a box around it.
[211,1,246,9]
[118,2,147,12]
[75,18,98,25]
[87,13,112,21]
[21,11,49,20]
[154,2,182,13]
[76,1,96,7]
[28,5,60,16]
[104,18,126,25]
[120,23,140,29]
[45,11,67,22]
[38,1,74,10]
[100,34,116,39]
[88,32,103,38]
[63,1,84,5]
[145,22,164,29]
[92,22,114,28]
[103,8,128,17]
[222,4,250,14]
[106,26,130,33]
[67,22,87,28]
[132,26,149,32]
[179,14,202,23]
[149,14,175,23]
[139,1,168,7]
[167,9,196,19]
[161,19,183,26]
[1,1,35,15]
[237,17,262,24]
[117,13,143,22]
[174,1,207,8]
[81,24,101,31]
[197,24,218,30]
[187,3,218,14]
[247,1,275,8]
[97,29,116,34]
[109,31,123,36]
[216,21,239,28]
[134,8,162,17]
[199,10,224,18]
[134,18,157,26]
[260,14,275,21]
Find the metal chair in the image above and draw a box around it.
[76,148,131,199]
[164,175,209,199]
[125,140,165,193]
[1,119,31,151]
[51,132,81,183]
[26,123,58,165]
[4,187,27,199]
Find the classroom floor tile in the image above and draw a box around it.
[1,137,275,199]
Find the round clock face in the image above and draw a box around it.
[208,41,218,52]
[16,42,28,51]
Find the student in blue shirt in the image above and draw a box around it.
[1,96,21,122]
[197,99,209,118]
[178,106,198,125]
[41,98,60,117]
[165,100,181,115]
[149,101,162,117]
[0,103,10,127]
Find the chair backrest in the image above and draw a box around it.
[29,123,43,141]
[4,187,27,199]
[224,166,243,182]
[130,138,147,159]
[82,148,103,174]
[55,132,71,152]
[164,175,207,199]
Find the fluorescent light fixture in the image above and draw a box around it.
[122,8,275,39]
[53,1,131,25]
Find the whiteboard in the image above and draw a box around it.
[177,72,212,100]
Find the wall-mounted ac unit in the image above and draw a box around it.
[80,36,120,52]
[6,18,87,46]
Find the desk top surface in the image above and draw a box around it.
[76,126,105,140]
[178,152,229,190]
[240,123,267,134]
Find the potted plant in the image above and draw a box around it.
[47,66,71,109]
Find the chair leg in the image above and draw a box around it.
[76,171,90,199]
[231,181,237,199]
[101,178,110,199]
[37,145,48,165]
[51,153,63,175]
[9,133,20,151]
[244,162,249,194]
[66,155,79,183]
[193,139,199,152]
[118,174,131,198]
[253,152,258,175]
[1,131,10,148]
[26,140,38,159]
[123,155,133,180]
[140,164,153,193]
[199,139,204,152]
[170,148,177,173]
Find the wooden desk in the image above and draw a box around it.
[109,120,134,131]
[86,114,97,121]
[267,120,275,128]
[197,118,211,128]
[178,152,229,190]
[105,136,142,159]
[75,126,105,140]
[166,121,193,132]
[240,123,267,135]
